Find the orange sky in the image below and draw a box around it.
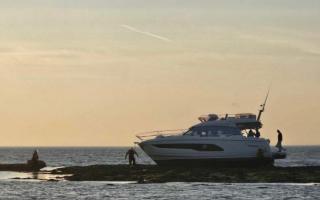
[0,0,319,146]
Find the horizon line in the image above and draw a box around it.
[0,145,319,148]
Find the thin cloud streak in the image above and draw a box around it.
[120,24,172,43]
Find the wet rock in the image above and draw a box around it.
[0,160,46,172]
[11,177,33,180]
[0,150,46,172]
[47,179,59,182]
[51,165,320,183]
[137,176,146,184]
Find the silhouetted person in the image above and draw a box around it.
[27,150,46,171]
[248,129,255,137]
[276,129,283,152]
[125,147,139,166]
[255,130,261,138]
[32,150,39,162]
[28,150,40,167]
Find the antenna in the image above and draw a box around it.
[257,88,270,121]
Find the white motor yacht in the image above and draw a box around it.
[136,95,286,166]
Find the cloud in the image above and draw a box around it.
[120,24,172,43]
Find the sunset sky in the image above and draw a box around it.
[0,0,319,146]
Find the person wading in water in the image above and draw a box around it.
[125,147,139,166]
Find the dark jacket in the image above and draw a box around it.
[277,130,283,141]
[125,149,138,159]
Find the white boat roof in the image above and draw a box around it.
[196,113,262,130]
[192,120,238,128]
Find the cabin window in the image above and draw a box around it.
[201,131,207,137]
[190,126,241,136]
[185,126,241,136]
[217,130,224,135]
[153,143,224,151]
[183,130,198,136]
[183,130,193,136]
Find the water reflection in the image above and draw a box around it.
[0,171,31,180]
[0,171,69,181]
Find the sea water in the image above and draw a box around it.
[0,146,319,199]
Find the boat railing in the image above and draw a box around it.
[136,129,187,141]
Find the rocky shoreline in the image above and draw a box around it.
[51,165,320,183]
[0,161,46,172]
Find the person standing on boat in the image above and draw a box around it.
[255,130,261,138]
[248,129,255,137]
[125,147,139,166]
[276,129,283,152]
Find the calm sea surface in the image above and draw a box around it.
[0,146,319,199]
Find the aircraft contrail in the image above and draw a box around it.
[120,24,172,43]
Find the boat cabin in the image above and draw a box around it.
[198,113,262,130]
[184,123,242,137]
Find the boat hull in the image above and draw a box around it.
[153,158,274,167]
[139,136,273,167]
